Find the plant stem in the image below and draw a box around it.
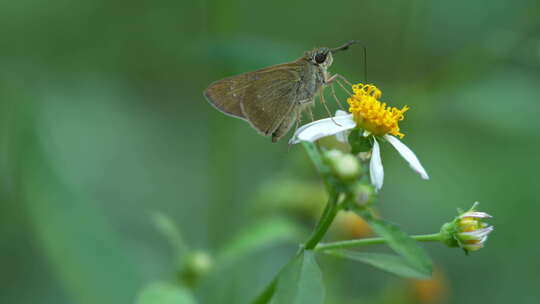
[315,233,442,251]
[251,276,278,304]
[304,190,340,250]
[300,141,342,250]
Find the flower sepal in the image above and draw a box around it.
[348,128,373,154]
[349,183,377,208]
[439,222,459,248]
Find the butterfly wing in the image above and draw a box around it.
[204,73,250,120]
[204,62,305,137]
[240,63,303,136]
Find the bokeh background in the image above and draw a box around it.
[1,0,539,303]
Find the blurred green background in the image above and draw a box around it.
[1,0,539,303]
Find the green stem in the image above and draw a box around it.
[300,141,342,250]
[251,276,278,304]
[304,190,340,250]
[315,233,442,251]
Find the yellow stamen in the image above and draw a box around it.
[347,84,409,138]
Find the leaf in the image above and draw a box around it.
[322,250,431,279]
[136,282,197,304]
[217,217,302,265]
[357,210,432,277]
[272,251,325,304]
[15,104,142,304]
[348,130,372,154]
[199,218,301,304]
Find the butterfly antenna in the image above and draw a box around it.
[331,40,368,84]
[330,40,358,53]
[362,45,368,84]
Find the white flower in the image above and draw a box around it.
[289,112,429,190]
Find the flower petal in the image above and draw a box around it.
[460,211,492,219]
[334,110,351,143]
[370,138,384,190]
[289,114,356,144]
[384,135,429,180]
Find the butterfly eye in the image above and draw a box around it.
[314,53,327,64]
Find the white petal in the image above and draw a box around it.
[335,110,349,116]
[334,110,351,143]
[478,235,489,244]
[460,226,494,240]
[460,211,492,219]
[370,138,384,190]
[289,114,356,144]
[384,135,429,180]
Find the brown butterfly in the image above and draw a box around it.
[204,40,356,142]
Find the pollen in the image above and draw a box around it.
[347,83,409,138]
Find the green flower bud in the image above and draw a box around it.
[351,183,376,207]
[323,150,362,182]
[179,251,212,286]
[440,202,493,253]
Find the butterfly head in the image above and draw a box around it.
[306,47,333,69]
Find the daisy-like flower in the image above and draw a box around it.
[440,202,494,253]
[290,83,428,190]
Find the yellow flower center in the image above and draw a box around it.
[458,217,482,232]
[347,83,409,138]
[458,217,488,245]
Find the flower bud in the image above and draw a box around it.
[323,150,362,182]
[179,251,212,286]
[440,202,493,253]
[351,183,376,207]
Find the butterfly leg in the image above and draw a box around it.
[327,73,354,86]
[294,98,315,122]
[330,84,345,110]
[326,74,353,96]
[318,87,342,126]
[335,78,353,96]
[336,74,354,86]
[287,110,303,150]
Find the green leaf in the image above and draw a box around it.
[201,218,302,304]
[348,130,372,154]
[136,282,196,304]
[217,217,302,265]
[272,251,325,304]
[16,104,142,304]
[322,250,431,279]
[358,210,432,277]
